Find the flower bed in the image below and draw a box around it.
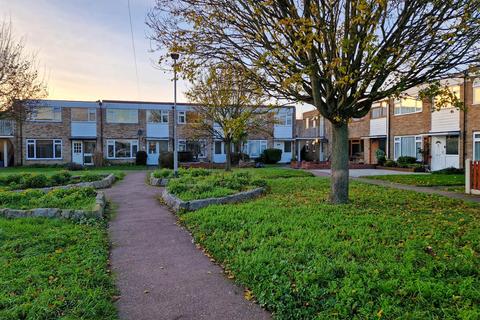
[0,187,105,220]
[0,171,109,191]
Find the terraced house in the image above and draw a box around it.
[0,100,295,167]
[296,73,480,171]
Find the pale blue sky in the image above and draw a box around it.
[0,0,312,115]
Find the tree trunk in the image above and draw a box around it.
[330,122,349,204]
[225,140,232,171]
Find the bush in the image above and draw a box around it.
[231,152,250,165]
[396,156,417,166]
[50,171,73,186]
[65,162,84,171]
[375,149,386,166]
[178,151,194,162]
[16,173,48,189]
[79,173,104,182]
[262,148,282,164]
[135,151,147,165]
[432,167,464,175]
[384,159,397,167]
[153,168,174,179]
[159,152,174,169]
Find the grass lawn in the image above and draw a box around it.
[180,169,479,319]
[361,173,465,186]
[0,216,117,319]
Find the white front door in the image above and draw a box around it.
[431,136,460,171]
[72,141,83,165]
[147,141,160,165]
[274,140,292,163]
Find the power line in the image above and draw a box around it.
[127,0,140,98]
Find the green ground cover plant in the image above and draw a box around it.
[361,173,465,186]
[0,171,106,190]
[0,187,97,210]
[166,169,267,201]
[181,172,479,319]
[0,216,117,319]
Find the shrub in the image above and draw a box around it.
[65,162,84,171]
[182,168,211,177]
[135,151,148,165]
[396,156,417,166]
[50,171,73,186]
[262,148,282,164]
[178,151,194,162]
[375,149,386,166]
[153,168,174,179]
[159,152,174,169]
[79,173,103,182]
[384,159,397,167]
[231,152,250,165]
[21,173,48,189]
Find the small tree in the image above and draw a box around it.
[148,0,480,203]
[184,64,275,171]
[0,20,47,164]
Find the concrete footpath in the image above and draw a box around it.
[106,171,270,320]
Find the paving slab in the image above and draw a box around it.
[106,171,270,320]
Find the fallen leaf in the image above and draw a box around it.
[55,248,63,254]
[244,289,254,301]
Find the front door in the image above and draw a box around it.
[431,136,446,171]
[72,141,83,165]
[147,141,160,165]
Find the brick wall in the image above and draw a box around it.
[465,79,480,161]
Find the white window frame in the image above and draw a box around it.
[474,132,480,161]
[393,135,422,161]
[106,139,139,159]
[71,108,97,122]
[177,111,186,124]
[29,106,62,122]
[26,139,62,160]
[473,79,480,105]
[106,109,138,124]
[147,110,169,124]
[244,140,268,158]
[275,109,292,126]
[394,98,423,115]
[178,139,187,152]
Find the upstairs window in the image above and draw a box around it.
[178,111,186,124]
[371,101,388,119]
[434,85,460,109]
[29,106,62,122]
[473,80,480,105]
[394,98,422,115]
[106,109,138,124]
[147,110,169,123]
[276,109,293,126]
[72,108,96,122]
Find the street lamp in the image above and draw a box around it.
[170,53,179,176]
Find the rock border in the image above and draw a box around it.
[0,191,106,220]
[12,174,116,192]
[162,187,265,212]
[149,172,168,186]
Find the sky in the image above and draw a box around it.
[0,0,313,115]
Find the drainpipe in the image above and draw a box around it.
[386,99,390,159]
[98,100,103,155]
[463,71,468,168]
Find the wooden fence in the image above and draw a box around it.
[466,159,480,195]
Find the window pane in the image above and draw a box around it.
[400,136,415,157]
[159,140,168,152]
[107,109,138,123]
[474,87,480,105]
[36,140,54,158]
[147,110,162,123]
[394,142,400,159]
[132,142,138,156]
[27,143,35,158]
[215,141,222,154]
[284,141,291,153]
[88,109,96,121]
[115,141,131,158]
[71,108,89,121]
[55,142,62,158]
[445,136,458,155]
[108,144,114,158]
[475,141,480,161]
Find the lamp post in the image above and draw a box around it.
[170,53,179,176]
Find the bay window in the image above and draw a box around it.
[106,140,138,159]
[394,98,422,115]
[26,139,62,160]
[29,106,62,122]
[394,136,422,160]
[106,109,138,124]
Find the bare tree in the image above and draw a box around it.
[0,20,47,164]
[148,0,480,203]
[185,64,275,171]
